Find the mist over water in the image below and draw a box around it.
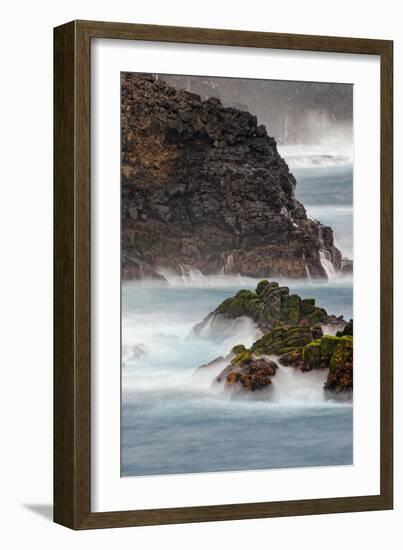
[122,75,353,477]
[122,278,353,477]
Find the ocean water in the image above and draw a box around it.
[122,277,353,477]
[293,164,353,260]
[122,157,353,477]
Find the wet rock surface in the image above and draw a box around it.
[193,279,345,334]
[121,74,342,280]
[195,280,353,396]
[215,345,278,392]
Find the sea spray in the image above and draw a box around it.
[121,279,353,476]
[270,363,329,405]
[319,249,337,281]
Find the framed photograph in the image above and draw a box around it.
[54,20,393,529]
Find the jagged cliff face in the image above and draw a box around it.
[121,73,342,280]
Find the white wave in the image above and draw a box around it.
[319,249,337,281]
[279,144,353,169]
[270,363,329,405]
[194,313,262,348]
[155,268,261,288]
[220,253,234,275]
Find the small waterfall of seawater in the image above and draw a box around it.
[220,253,234,275]
[179,264,204,284]
[319,249,336,280]
[270,363,329,405]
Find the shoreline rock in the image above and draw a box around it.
[215,345,278,392]
[194,279,346,335]
[121,73,342,280]
[194,280,353,396]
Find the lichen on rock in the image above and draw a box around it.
[195,279,345,335]
[197,280,353,396]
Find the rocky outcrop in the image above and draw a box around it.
[121,73,342,280]
[215,345,278,392]
[251,325,323,357]
[341,258,353,276]
[276,334,353,394]
[193,280,353,396]
[193,279,345,335]
[324,337,353,394]
[336,319,353,337]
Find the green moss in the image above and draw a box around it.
[232,344,246,355]
[304,308,327,325]
[250,325,314,357]
[329,337,353,372]
[216,297,234,313]
[300,298,316,316]
[214,281,332,334]
[271,327,286,339]
[280,294,301,323]
[256,280,270,295]
[217,297,246,317]
[287,294,301,307]
[231,350,252,365]
[251,333,274,355]
[302,340,321,366]
[235,289,255,299]
[320,335,342,363]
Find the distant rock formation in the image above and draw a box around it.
[121,73,342,280]
[341,257,353,276]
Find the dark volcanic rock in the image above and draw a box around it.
[336,318,353,337]
[215,345,278,392]
[341,257,353,275]
[121,73,342,280]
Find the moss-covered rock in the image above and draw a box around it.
[251,325,316,356]
[302,340,322,369]
[278,348,303,367]
[256,279,270,295]
[206,280,334,333]
[303,308,327,325]
[231,349,252,365]
[232,344,247,355]
[281,294,301,323]
[300,298,316,316]
[336,319,353,337]
[320,335,342,363]
[325,336,353,392]
[235,289,256,299]
[194,279,343,345]
[216,356,278,392]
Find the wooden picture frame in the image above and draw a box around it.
[54,20,393,529]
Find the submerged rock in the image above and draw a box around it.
[121,74,342,280]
